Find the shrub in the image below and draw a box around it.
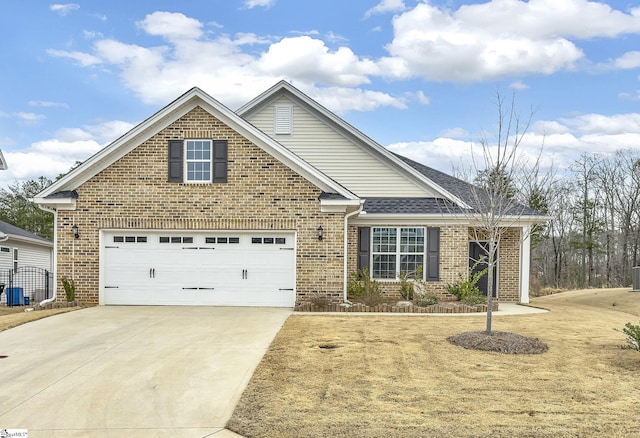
[399,271,414,300]
[446,264,487,305]
[616,321,640,351]
[414,290,439,307]
[61,277,76,302]
[348,268,384,306]
[347,270,364,299]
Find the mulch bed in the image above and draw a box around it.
[447,330,549,354]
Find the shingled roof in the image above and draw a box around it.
[371,153,543,217]
[0,220,52,245]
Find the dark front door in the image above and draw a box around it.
[469,242,498,297]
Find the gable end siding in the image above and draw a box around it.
[246,97,433,198]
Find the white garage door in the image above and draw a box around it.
[102,231,296,307]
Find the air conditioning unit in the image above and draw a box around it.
[632,266,640,292]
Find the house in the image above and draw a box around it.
[0,220,53,273]
[0,220,53,304]
[33,81,545,307]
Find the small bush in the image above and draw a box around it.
[348,268,384,306]
[616,321,640,351]
[347,271,364,299]
[446,264,487,305]
[399,271,414,300]
[61,277,76,302]
[414,290,439,307]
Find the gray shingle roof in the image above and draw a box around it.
[363,198,463,214]
[0,220,52,244]
[387,153,542,217]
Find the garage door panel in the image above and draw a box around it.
[103,232,295,307]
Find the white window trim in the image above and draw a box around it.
[184,139,213,183]
[274,105,293,135]
[371,226,426,281]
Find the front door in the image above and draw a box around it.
[469,242,498,297]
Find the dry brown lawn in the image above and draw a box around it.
[0,306,81,332]
[228,288,640,437]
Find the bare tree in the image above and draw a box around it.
[455,90,547,334]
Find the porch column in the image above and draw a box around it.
[519,225,531,304]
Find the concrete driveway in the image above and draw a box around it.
[0,306,291,437]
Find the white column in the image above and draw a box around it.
[519,225,531,304]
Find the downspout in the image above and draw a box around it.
[37,205,57,306]
[343,201,364,302]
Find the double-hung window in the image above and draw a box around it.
[372,227,424,279]
[185,140,212,182]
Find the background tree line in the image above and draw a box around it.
[530,148,640,291]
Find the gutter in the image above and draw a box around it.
[36,205,57,306]
[343,201,365,302]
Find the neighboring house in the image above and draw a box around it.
[0,220,53,273]
[34,81,546,307]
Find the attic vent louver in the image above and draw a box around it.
[274,105,293,135]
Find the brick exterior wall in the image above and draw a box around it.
[346,225,523,302]
[56,106,344,305]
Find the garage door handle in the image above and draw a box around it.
[280,247,294,251]
[105,286,119,289]
[149,268,156,278]
[279,288,294,291]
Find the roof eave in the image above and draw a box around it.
[4,235,53,247]
[33,196,77,210]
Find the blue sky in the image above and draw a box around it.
[2,0,640,188]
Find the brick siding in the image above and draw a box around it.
[56,106,344,304]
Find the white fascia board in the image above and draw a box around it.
[239,81,470,208]
[7,235,53,248]
[320,198,363,213]
[32,196,77,210]
[37,87,356,201]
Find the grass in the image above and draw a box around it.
[0,305,81,332]
[228,288,640,437]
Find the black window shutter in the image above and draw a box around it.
[168,140,183,183]
[426,227,440,281]
[213,140,228,183]
[357,227,371,274]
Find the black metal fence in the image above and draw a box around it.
[0,267,52,306]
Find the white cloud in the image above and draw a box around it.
[559,113,640,135]
[509,81,529,91]
[137,11,204,41]
[28,101,69,109]
[242,0,276,9]
[388,111,640,176]
[365,0,406,18]
[47,49,102,66]
[256,36,379,87]
[83,30,104,40]
[311,86,406,113]
[413,90,430,105]
[610,51,640,69]
[16,112,46,122]
[0,119,134,187]
[50,3,79,16]
[381,0,640,82]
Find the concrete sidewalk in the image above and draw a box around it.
[0,306,291,437]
